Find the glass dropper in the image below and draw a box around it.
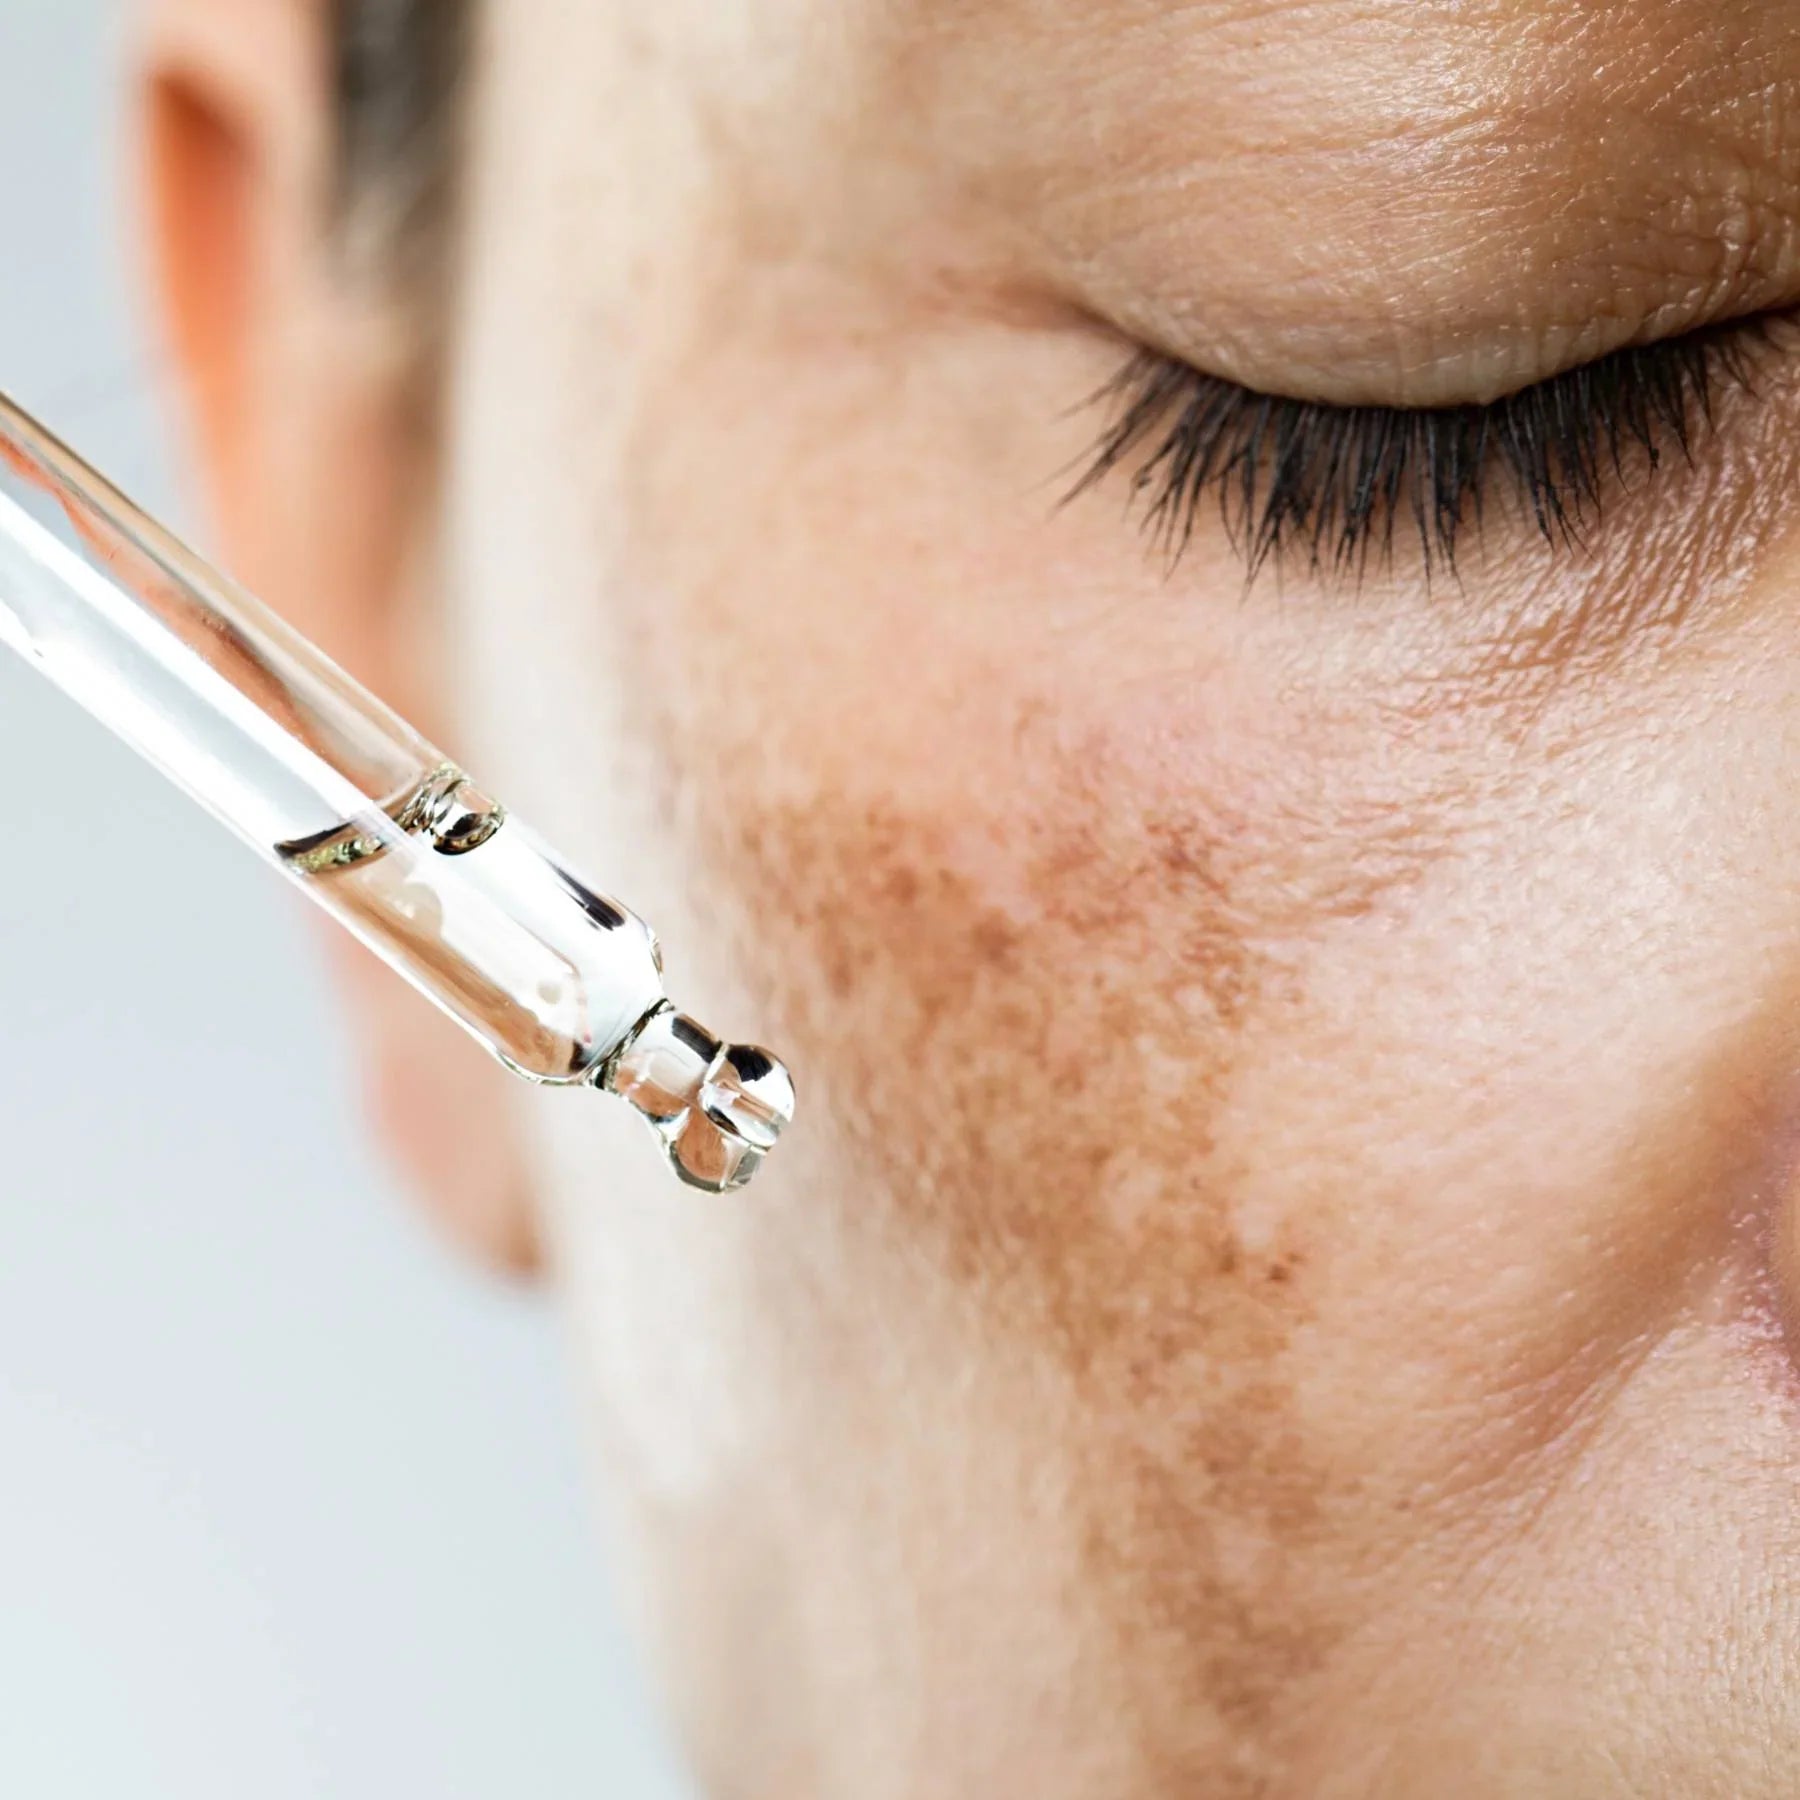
[0,389,794,1192]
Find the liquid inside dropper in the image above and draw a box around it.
[276,762,665,1086]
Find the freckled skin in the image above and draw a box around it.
[166,0,1800,1791]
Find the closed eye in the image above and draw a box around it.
[1067,318,1782,582]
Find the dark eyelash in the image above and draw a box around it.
[1068,320,1771,580]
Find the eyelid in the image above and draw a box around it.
[1067,316,1780,580]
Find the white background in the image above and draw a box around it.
[0,5,691,1794]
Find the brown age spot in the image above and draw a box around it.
[709,711,1460,1787]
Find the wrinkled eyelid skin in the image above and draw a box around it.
[876,0,1800,407]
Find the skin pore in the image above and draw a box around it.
[141,0,1800,1795]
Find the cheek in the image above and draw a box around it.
[604,319,1508,1622]
[607,320,1409,1262]
[607,316,1511,1321]
[514,275,1800,1764]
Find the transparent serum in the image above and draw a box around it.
[0,391,793,1192]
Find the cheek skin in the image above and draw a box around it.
[582,276,1800,1787]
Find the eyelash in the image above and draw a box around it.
[1070,320,1773,579]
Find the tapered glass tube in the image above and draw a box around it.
[0,391,792,1192]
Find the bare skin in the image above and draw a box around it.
[140,1,1800,1793]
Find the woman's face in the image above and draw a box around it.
[146,0,1800,1791]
